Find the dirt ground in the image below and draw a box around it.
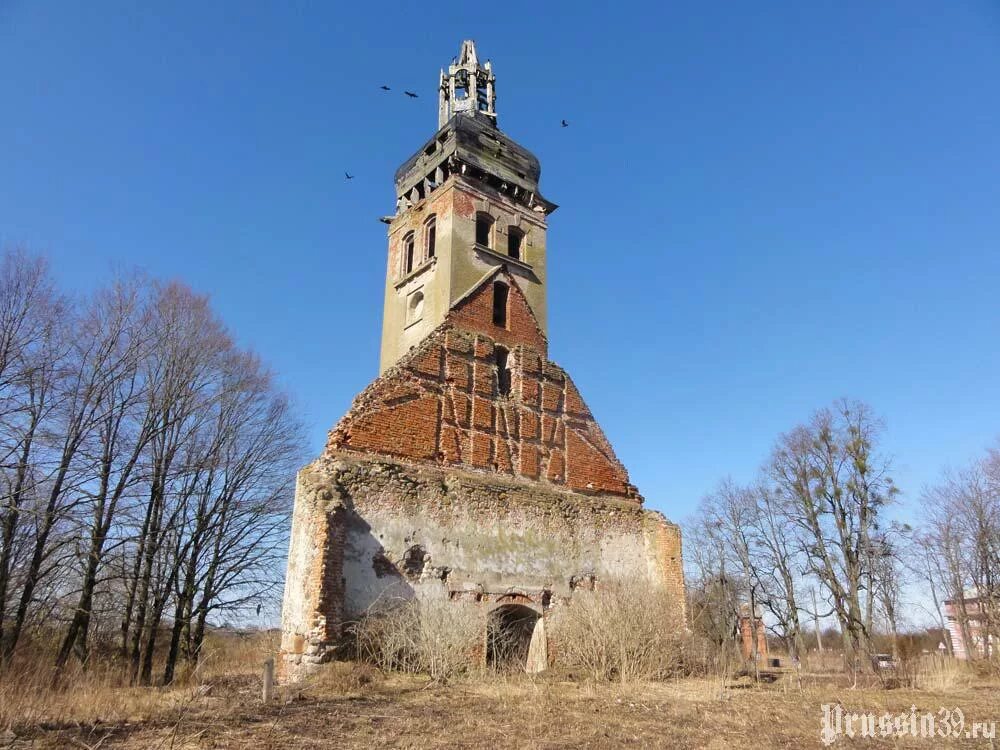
[5,666,998,750]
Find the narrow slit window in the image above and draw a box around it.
[507,227,523,261]
[476,213,494,248]
[425,216,436,260]
[495,346,511,396]
[403,232,415,275]
[492,281,509,328]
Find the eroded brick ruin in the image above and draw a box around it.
[280,40,685,679]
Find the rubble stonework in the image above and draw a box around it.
[279,40,686,680]
[280,452,685,679]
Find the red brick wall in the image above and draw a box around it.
[448,272,548,356]
[328,277,637,499]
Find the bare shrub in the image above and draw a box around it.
[549,578,684,682]
[675,631,740,679]
[353,594,485,681]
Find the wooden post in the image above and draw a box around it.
[262,658,274,704]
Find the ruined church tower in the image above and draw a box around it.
[280,41,685,679]
[379,39,555,374]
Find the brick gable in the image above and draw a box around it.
[447,268,548,355]
[327,276,637,499]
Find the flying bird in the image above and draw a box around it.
[404,91,419,98]
[380,85,391,91]
[345,172,354,180]
[561,119,569,127]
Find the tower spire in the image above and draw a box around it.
[438,39,496,129]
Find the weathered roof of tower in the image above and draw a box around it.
[393,41,556,214]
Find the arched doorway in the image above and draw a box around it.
[486,604,546,673]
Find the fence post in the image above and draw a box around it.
[263,658,274,704]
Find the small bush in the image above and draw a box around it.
[353,594,486,681]
[548,578,685,682]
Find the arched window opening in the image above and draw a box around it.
[492,281,509,328]
[406,290,424,325]
[476,213,494,248]
[403,232,415,275]
[495,345,511,396]
[425,216,436,260]
[507,227,523,261]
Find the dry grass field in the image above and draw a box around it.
[1,634,997,749]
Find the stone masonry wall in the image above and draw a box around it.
[279,454,685,678]
[279,467,346,680]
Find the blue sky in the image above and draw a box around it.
[2,1,999,530]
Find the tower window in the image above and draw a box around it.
[403,232,415,275]
[476,213,494,248]
[492,281,509,328]
[507,227,523,261]
[424,216,436,260]
[495,346,511,396]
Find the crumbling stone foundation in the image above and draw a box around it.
[280,453,684,680]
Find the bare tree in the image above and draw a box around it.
[919,451,1000,663]
[55,278,156,668]
[122,282,231,684]
[161,350,300,683]
[1,249,303,684]
[0,253,64,658]
[684,510,742,651]
[693,479,806,661]
[769,400,897,673]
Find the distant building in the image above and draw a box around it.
[944,593,996,659]
[738,603,767,660]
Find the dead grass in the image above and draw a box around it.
[2,656,997,749]
[0,630,278,735]
[909,653,976,692]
